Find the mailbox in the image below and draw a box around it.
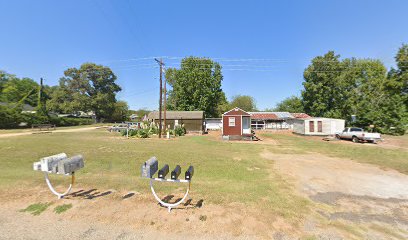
[171,165,181,180]
[141,157,158,178]
[185,166,194,180]
[158,164,169,179]
[40,153,68,172]
[33,161,41,171]
[57,155,84,175]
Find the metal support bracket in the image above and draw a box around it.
[44,172,75,199]
[149,178,190,212]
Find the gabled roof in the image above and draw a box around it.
[148,111,204,120]
[223,107,251,116]
[291,113,311,119]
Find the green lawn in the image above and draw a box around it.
[260,133,408,174]
[0,129,308,221]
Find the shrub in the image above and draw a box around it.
[137,128,150,138]
[174,125,186,136]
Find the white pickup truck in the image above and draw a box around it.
[336,127,382,143]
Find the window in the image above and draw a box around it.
[309,121,314,132]
[318,121,323,132]
[350,128,362,132]
[228,117,235,127]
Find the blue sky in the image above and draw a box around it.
[1,0,407,110]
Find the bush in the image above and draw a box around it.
[50,117,93,127]
[0,106,22,128]
[137,128,150,138]
[174,125,186,136]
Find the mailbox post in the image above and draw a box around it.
[141,157,194,212]
[33,153,85,199]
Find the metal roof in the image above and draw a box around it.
[148,111,204,120]
[250,113,279,120]
[291,113,311,119]
[249,112,293,120]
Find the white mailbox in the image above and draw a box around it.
[33,153,85,199]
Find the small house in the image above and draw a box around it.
[147,111,205,133]
[292,117,345,136]
[222,108,252,140]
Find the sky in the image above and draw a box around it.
[1,0,407,111]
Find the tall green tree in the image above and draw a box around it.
[0,74,39,106]
[165,57,227,117]
[228,95,257,112]
[48,63,121,121]
[302,51,345,118]
[302,50,407,134]
[111,101,129,122]
[272,96,303,112]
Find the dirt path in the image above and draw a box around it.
[0,126,102,138]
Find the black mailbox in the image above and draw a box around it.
[171,165,181,180]
[158,164,169,179]
[185,166,194,180]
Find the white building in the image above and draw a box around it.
[205,118,222,130]
[292,117,345,136]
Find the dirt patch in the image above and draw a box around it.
[0,185,299,240]
[261,150,408,238]
[261,151,408,199]
[0,126,103,138]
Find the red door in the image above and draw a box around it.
[309,121,314,132]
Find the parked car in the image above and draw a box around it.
[336,127,382,143]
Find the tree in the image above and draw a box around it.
[302,51,345,118]
[48,63,121,121]
[165,57,227,117]
[0,75,39,106]
[301,50,407,134]
[272,96,303,112]
[228,95,257,112]
[111,101,129,122]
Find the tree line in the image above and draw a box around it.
[0,63,129,128]
[274,44,407,135]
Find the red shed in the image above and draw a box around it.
[222,108,252,140]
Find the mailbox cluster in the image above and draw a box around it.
[33,153,84,175]
[141,157,194,181]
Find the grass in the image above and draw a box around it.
[20,202,52,216]
[54,204,73,214]
[0,129,308,222]
[3,129,406,224]
[260,133,408,174]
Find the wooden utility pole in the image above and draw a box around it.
[155,58,163,138]
[163,69,167,134]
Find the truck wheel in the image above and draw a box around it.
[335,134,340,139]
[352,136,359,143]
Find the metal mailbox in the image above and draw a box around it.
[140,157,196,212]
[171,165,181,180]
[185,166,194,180]
[33,153,85,199]
[158,164,169,179]
[39,153,68,172]
[57,155,84,175]
[141,157,158,178]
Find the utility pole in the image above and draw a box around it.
[163,66,167,135]
[155,58,164,138]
